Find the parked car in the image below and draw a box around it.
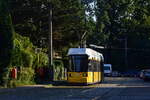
[104,64,112,76]
[140,69,150,81]
[112,71,120,77]
[120,70,139,77]
[140,70,144,79]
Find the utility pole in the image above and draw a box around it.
[48,1,53,81]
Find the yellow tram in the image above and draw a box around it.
[67,48,104,85]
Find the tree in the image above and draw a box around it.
[94,0,150,70]
[0,0,14,86]
[11,0,90,55]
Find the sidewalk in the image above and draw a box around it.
[0,77,124,94]
[0,85,44,94]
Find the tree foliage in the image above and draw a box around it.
[94,0,150,45]
[94,0,150,70]
[2,0,150,76]
[11,0,94,54]
[0,0,14,86]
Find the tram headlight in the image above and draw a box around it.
[82,73,87,77]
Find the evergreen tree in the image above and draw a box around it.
[0,0,14,86]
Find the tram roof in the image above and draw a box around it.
[68,48,104,60]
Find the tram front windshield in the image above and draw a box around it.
[69,55,88,72]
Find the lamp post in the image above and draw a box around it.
[89,44,104,49]
[47,0,53,81]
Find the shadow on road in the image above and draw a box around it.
[0,77,150,100]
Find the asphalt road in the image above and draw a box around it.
[0,77,150,100]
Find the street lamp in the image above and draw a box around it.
[89,44,104,49]
[47,0,53,81]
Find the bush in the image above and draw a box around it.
[33,52,48,68]
[7,33,48,87]
[22,50,34,67]
[18,68,35,83]
[8,68,35,88]
[53,59,66,81]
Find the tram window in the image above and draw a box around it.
[88,63,92,71]
[99,62,102,71]
[97,62,100,71]
[88,60,93,71]
[69,59,74,71]
[88,60,101,72]
[88,60,97,71]
[69,55,88,72]
[94,61,98,71]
